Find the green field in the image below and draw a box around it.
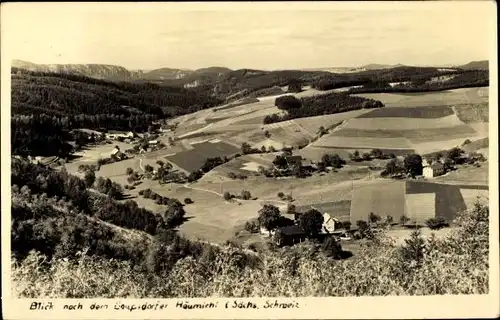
[350,180,407,224]
[342,115,464,130]
[314,136,413,149]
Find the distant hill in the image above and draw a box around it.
[140,67,193,81]
[359,63,406,70]
[459,60,489,70]
[11,59,233,87]
[12,59,142,81]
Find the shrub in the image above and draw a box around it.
[126,168,134,175]
[356,220,369,234]
[142,189,153,199]
[368,212,381,224]
[244,220,259,233]
[400,215,410,226]
[425,216,448,230]
[241,190,252,200]
[342,221,352,231]
[362,153,372,161]
[184,198,194,204]
[223,192,232,201]
[277,192,285,199]
[399,229,425,266]
[321,236,344,259]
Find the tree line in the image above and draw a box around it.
[264,93,384,124]
[11,158,186,237]
[347,70,488,94]
[310,67,486,91]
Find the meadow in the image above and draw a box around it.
[313,136,413,149]
[332,125,478,143]
[165,140,240,173]
[349,180,406,224]
[454,103,489,123]
[358,105,454,119]
[341,114,464,130]
[353,86,488,107]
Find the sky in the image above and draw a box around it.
[1,2,495,71]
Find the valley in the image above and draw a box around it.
[59,84,489,245]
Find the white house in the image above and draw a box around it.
[149,140,159,145]
[259,226,275,237]
[423,163,445,178]
[322,212,342,233]
[110,147,120,156]
[106,131,134,140]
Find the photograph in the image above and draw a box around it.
[1,1,498,319]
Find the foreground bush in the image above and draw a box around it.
[12,201,489,297]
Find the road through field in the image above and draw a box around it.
[183,182,289,207]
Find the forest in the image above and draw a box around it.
[310,67,488,91]
[264,93,384,124]
[347,69,489,94]
[10,158,197,264]
[11,68,222,117]
[10,68,222,157]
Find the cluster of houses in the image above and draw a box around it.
[260,209,349,246]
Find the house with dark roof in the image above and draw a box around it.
[274,225,307,246]
[285,156,302,168]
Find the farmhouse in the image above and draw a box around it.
[322,212,342,233]
[110,147,127,160]
[259,226,275,237]
[149,140,159,145]
[423,163,445,178]
[106,131,134,140]
[285,156,302,168]
[274,225,307,246]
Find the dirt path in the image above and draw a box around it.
[139,157,145,171]
[183,183,224,197]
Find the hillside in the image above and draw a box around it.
[11,68,221,117]
[11,157,489,297]
[10,68,222,157]
[459,60,489,70]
